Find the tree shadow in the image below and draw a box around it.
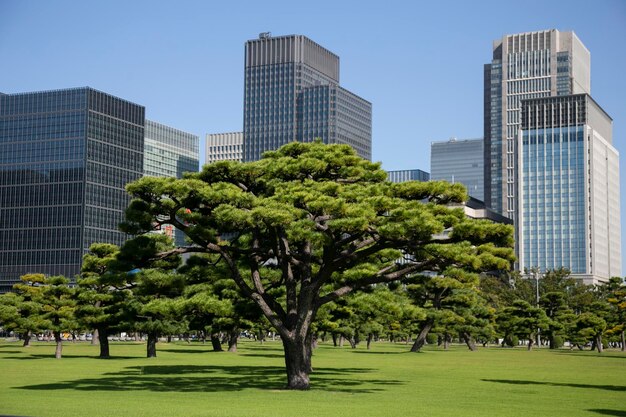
[588,409,626,416]
[157,348,217,354]
[349,350,409,355]
[17,364,402,393]
[240,353,285,359]
[8,354,139,360]
[556,351,626,360]
[482,379,626,392]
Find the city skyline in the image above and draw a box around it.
[1,0,625,271]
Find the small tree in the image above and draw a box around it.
[39,276,76,359]
[0,274,47,346]
[496,300,550,350]
[75,243,131,358]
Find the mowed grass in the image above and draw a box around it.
[0,339,624,417]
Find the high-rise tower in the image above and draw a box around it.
[484,30,590,218]
[0,88,145,291]
[518,94,620,284]
[243,33,372,161]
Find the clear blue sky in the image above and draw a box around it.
[1,0,626,271]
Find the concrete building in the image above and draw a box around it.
[206,132,243,163]
[431,138,484,201]
[387,169,430,183]
[243,33,372,161]
[0,87,145,291]
[484,30,590,219]
[144,120,199,246]
[518,94,620,284]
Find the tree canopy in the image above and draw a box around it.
[120,141,514,389]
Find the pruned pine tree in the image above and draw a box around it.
[121,142,514,389]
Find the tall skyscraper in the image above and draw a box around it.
[431,138,484,201]
[206,132,243,163]
[518,94,620,284]
[484,30,590,219]
[144,120,199,246]
[0,87,144,292]
[243,33,372,161]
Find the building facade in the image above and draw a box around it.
[144,120,199,246]
[518,94,620,284]
[206,131,243,163]
[0,88,145,291]
[144,120,198,178]
[243,33,372,161]
[484,30,590,219]
[431,138,484,201]
[387,169,430,183]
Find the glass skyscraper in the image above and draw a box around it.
[430,138,484,201]
[519,94,620,284]
[144,120,199,247]
[0,87,145,292]
[484,30,590,219]
[243,33,372,161]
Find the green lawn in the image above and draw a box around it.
[0,339,624,417]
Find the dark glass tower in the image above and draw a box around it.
[243,33,372,161]
[0,88,145,291]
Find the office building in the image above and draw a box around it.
[0,87,144,292]
[431,138,484,201]
[518,94,620,284]
[144,120,199,246]
[144,120,198,178]
[206,132,243,163]
[484,30,590,219]
[387,169,430,183]
[243,33,372,161]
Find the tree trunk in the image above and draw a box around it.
[258,330,265,344]
[227,329,238,352]
[339,335,344,347]
[54,331,63,359]
[548,334,556,350]
[527,337,534,351]
[596,335,603,353]
[22,330,31,347]
[147,332,157,358]
[349,336,357,349]
[97,327,110,358]
[332,333,337,347]
[410,319,434,352]
[462,332,477,351]
[621,330,625,352]
[366,333,373,350]
[91,328,99,346]
[210,333,223,351]
[282,335,312,390]
[167,335,172,343]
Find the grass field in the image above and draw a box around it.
[0,339,624,417]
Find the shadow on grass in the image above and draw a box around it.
[588,409,626,416]
[556,351,626,360]
[8,354,139,360]
[240,353,285,359]
[157,348,217,354]
[16,364,401,393]
[482,379,626,392]
[349,350,410,355]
